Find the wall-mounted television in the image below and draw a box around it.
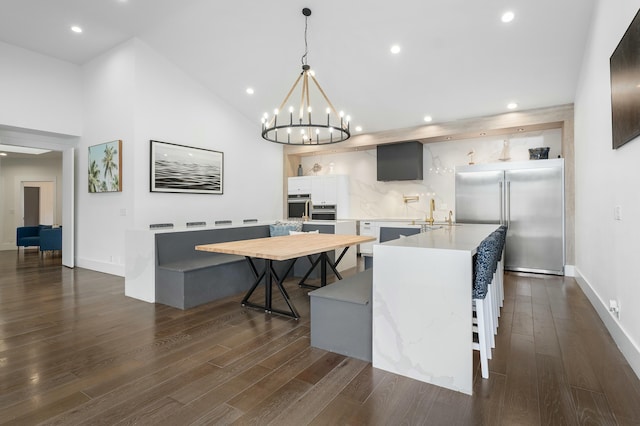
[377,141,423,181]
[610,8,640,150]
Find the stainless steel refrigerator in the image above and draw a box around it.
[455,159,564,275]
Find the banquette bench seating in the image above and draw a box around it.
[155,222,334,310]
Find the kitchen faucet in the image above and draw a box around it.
[303,199,311,221]
[426,198,435,226]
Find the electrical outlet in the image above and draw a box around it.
[609,299,620,319]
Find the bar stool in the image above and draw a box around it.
[472,236,497,379]
[492,226,507,309]
[486,233,502,338]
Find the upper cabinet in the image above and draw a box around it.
[288,176,312,195]
[312,175,339,205]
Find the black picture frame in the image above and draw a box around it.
[150,140,223,194]
[610,8,640,150]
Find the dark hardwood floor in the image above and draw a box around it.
[1,249,639,425]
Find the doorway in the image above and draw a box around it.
[23,187,40,226]
[21,181,55,227]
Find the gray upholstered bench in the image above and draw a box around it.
[309,268,373,361]
[154,223,327,310]
[155,225,272,309]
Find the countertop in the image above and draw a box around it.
[375,223,499,253]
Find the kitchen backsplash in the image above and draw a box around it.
[298,129,561,221]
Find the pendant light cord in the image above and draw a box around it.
[301,14,309,67]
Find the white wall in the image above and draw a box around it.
[298,129,561,220]
[574,0,640,378]
[76,39,283,275]
[0,41,82,136]
[76,40,136,275]
[0,155,63,250]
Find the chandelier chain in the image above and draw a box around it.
[301,14,309,67]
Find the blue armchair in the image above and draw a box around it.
[40,227,62,252]
[17,225,52,249]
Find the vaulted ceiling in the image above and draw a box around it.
[0,0,596,136]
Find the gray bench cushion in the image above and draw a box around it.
[308,268,372,305]
[159,253,244,272]
[309,269,373,362]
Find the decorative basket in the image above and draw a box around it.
[528,147,550,160]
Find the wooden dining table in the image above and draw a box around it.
[195,233,375,319]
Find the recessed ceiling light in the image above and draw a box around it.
[355,126,362,132]
[424,115,433,123]
[507,102,518,110]
[501,11,515,23]
[246,87,254,95]
[517,128,525,132]
[480,132,486,136]
[0,152,7,156]
[70,25,83,33]
[390,45,401,54]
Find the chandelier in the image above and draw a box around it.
[261,8,351,145]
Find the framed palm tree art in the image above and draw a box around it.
[88,140,122,193]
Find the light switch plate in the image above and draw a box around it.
[614,205,622,221]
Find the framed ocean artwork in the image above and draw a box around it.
[150,140,223,194]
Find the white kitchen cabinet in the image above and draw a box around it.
[358,221,378,254]
[311,175,339,205]
[287,176,312,195]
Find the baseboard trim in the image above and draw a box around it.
[574,267,640,381]
[564,264,576,277]
[75,257,125,277]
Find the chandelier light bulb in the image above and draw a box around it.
[289,106,294,113]
[326,107,331,114]
[274,108,279,115]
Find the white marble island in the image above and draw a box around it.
[372,223,499,395]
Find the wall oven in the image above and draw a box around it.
[287,194,311,219]
[311,204,337,221]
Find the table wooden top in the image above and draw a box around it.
[195,233,376,261]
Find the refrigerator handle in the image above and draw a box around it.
[506,181,511,227]
[499,181,504,224]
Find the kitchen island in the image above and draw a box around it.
[372,223,499,395]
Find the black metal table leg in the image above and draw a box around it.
[240,257,299,319]
[299,246,351,288]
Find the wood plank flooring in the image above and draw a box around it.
[1,249,639,425]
